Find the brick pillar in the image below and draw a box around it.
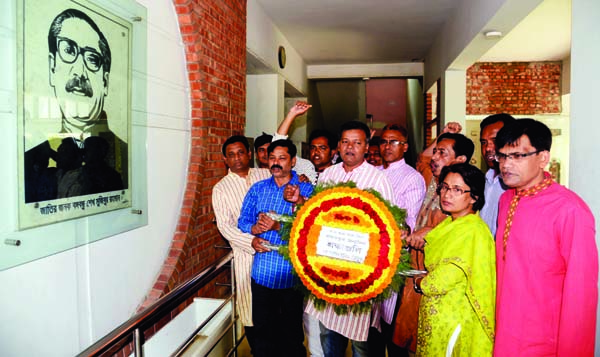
[139,0,248,310]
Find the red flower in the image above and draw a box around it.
[287,186,404,306]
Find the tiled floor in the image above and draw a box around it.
[233,334,354,357]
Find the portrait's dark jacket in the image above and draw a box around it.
[24,127,127,203]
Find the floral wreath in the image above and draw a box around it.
[279,182,411,315]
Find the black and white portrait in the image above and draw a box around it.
[18,0,132,228]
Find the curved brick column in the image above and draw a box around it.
[139,0,247,311]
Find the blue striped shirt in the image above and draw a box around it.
[238,172,314,289]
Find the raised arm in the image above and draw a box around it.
[421,121,462,157]
[277,101,312,136]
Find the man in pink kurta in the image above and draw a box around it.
[494,119,598,356]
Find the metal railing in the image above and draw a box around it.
[77,252,238,357]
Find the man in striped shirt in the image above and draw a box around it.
[370,124,426,357]
[212,135,271,352]
[292,121,394,357]
[377,124,426,231]
[238,139,314,357]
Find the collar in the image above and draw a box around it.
[485,168,501,184]
[515,171,553,197]
[384,158,407,170]
[268,171,300,187]
[227,168,250,179]
[342,160,368,173]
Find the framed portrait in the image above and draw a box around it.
[17,0,133,229]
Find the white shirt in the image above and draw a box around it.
[212,168,271,326]
[480,168,505,237]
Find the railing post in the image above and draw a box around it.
[133,328,143,357]
[76,253,233,357]
[231,261,237,357]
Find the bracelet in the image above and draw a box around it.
[413,277,423,294]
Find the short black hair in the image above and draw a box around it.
[309,129,338,149]
[267,139,297,158]
[382,124,408,138]
[339,121,370,144]
[254,133,273,150]
[480,113,516,131]
[495,118,552,152]
[48,8,111,73]
[370,136,381,146]
[222,135,249,156]
[436,133,475,162]
[437,163,486,212]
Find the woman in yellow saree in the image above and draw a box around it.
[414,163,496,356]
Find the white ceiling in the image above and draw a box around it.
[254,0,460,64]
[480,0,571,62]
[254,0,571,66]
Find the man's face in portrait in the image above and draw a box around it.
[49,17,109,130]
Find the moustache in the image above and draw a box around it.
[65,76,94,98]
[270,164,283,171]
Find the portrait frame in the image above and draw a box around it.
[0,0,147,271]
[17,0,133,229]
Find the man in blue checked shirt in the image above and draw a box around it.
[238,139,313,357]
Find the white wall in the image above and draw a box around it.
[307,63,423,79]
[246,0,310,152]
[424,0,543,125]
[245,74,283,138]
[424,0,544,90]
[441,69,467,128]
[246,0,307,95]
[571,1,600,352]
[0,1,190,355]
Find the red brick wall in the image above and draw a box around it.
[467,62,561,115]
[139,0,247,309]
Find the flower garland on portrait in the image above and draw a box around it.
[278,182,412,315]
